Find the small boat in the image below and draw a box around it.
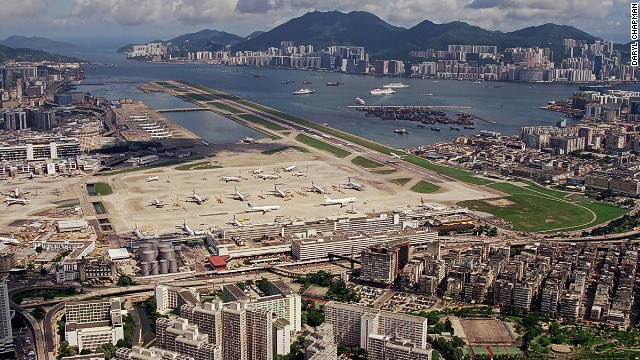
[432,80,439,83]
[369,88,396,95]
[383,82,409,88]
[417,124,425,128]
[303,81,312,84]
[394,128,410,134]
[425,93,434,96]
[450,126,461,130]
[254,74,262,78]
[464,126,475,129]
[326,81,343,86]
[281,80,291,84]
[293,88,315,95]
[355,97,366,105]
[431,127,440,132]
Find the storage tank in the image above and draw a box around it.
[159,248,175,261]
[159,259,169,274]
[138,243,153,253]
[150,261,159,275]
[169,259,178,273]
[140,250,156,263]
[140,262,149,276]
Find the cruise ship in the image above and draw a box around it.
[293,88,315,95]
[383,82,409,88]
[355,97,366,105]
[369,88,396,95]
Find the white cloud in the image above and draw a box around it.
[0,0,48,19]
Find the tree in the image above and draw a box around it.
[80,349,91,355]
[116,275,133,286]
[39,268,48,276]
[57,340,77,359]
[256,278,271,295]
[32,306,46,320]
[95,343,117,359]
[35,246,43,254]
[306,308,324,327]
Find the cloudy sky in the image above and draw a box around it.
[0,0,632,46]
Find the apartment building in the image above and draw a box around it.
[0,282,12,358]
[360,244,399,285]
[64,298,123,351]
[115,346,191,360]
[305,323,338,360]
[368,334,433,360]
[156,317,221,360]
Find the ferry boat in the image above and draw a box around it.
[303,81,312,84]
[326,81,343,86]
[394,128,410,134]
[369,88,396,95]
[431,127,440,132]
[383,82,409,88]
[293,88,315,95]
[355,97,366,105]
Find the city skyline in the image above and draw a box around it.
[0,0,631,47]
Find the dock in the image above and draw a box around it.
[347,105,472,109]
[464,113,497,124]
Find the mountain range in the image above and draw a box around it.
[0,45,81,63]
[0,36,76,52]
[119,11,598,60]
[118,29,256,53]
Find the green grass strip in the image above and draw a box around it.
[94,182,112,195]
[295,134,351,158]
[239,114,288,131]
[410,180,440,193]
[391,178,412,186]
[208,102,243,114]
[351,156,384,168]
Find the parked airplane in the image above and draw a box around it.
[293,171,308,177]
[221,176,243,183]
[0,236,20,246]
[389,152,405,159]
[186,190,210,205]
[182,219,195,236]
[147,175,159,182]
[245,203,280,214]
[322,195,357,207]
[257,173,280,180]
[234,187,249,201]
[283,162,296,172]
[229,214,245,227]
[133,224,152,240]
[4,188,20,198]
[308,181,326,194]
[250,166,264,175]
[345,177,365,191]
[4,197,30,206]
[274,184,287,198]
[149,199,165,208]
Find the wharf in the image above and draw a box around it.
[347,105,472,109]
[465,113,497,124]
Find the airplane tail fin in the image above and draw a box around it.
[247,203,253,209]
[421,197,425,204]
[324,195,330,201]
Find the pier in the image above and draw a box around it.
[465,113,497,124]
[347,105,472,109]
[156,108,213,113]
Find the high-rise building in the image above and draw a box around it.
[115,346,191,360]
[324,302,428,350]
[64,298,123,351]
[305,323,338,360]
[367,334,432,360]
[361,244,400,284]
[180,302,223,346]
[156,317,222,360]
[0,282,13,358]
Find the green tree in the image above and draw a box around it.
[32,306,46,320]
[39,268,48,276]
[95,343,117,359]
[57,340,77,359]
[35,246,43,253]
[80,349,91,355]
[116,275,133,286]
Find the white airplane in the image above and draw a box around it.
[389,152,405,159]
[234,187,249,201]
[182,220,195,236]
[186,190,210,205]
[308,181,326,194]
[250,166,264,175]
[5,188,20,197]
[5,197,30,206]
[345,177,365,191]
[147,175,159,182]
[293,170,308,177]
[229,214,245,227]
[322,195,357,207]
[245,203,280,214]
[257,173,280,180]
[133,224,152,240]
[221,176,243,183]
[0,236,20,246]
[274,184,287,198]
[283,162,296,172]
[149,199,165,208]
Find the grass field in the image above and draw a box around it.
[351,156,384,168]
[506,347,522,356]
[261,146,309,155]
[94,182,112,196]
[410,180,440,193]
[391,178,412,186]
[295,134,351,158]
[101,157,205,175]
[57,203,79,208]
[373,169,397,174]
[156,81,179,89]
[208,102,243,114]
[404,155,492,185]
[459,181,628,232]
[183,92,210,101]
[491,346,509,356]
[175,161,222,170]
[239,114,288,131]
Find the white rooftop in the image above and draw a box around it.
[108,248,130,260]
